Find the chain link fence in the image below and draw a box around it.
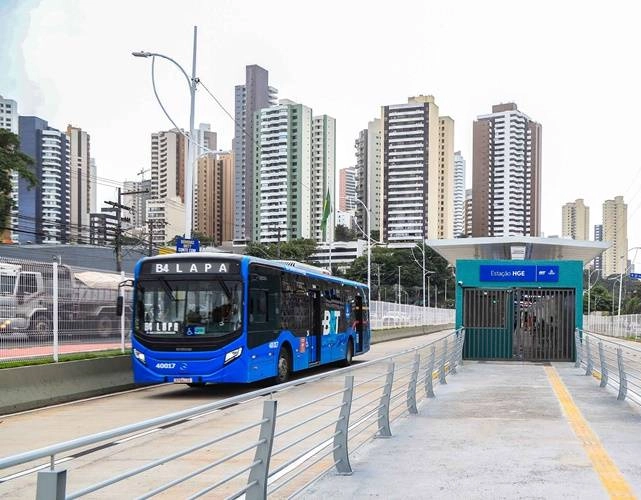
[0,256,454,367]
[0,256,131,366]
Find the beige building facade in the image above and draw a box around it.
[381,95,454,243]
[561,198,590,240]
[602,195,628,277]
[195,152,234,245]
[67,125,94,243]
[150,129,185,202]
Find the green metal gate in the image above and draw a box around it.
[462,288,575,361]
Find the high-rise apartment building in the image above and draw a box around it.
[437,117,455,239]
[150,129,186,202]
[253,100,312,243]
[561,198,590,240]
[18,116,70,244]
[193,123,218,230]
[311,115,336,242]
[602,196,627,277]
[122,179,152,229]
[195,122,217,154]
[354,118,382,240]
[66,125,92,243]
[593,224,603,275]
[195,152,234,245]
[463,188,473,237]
[232,65,278,242]
[146,197,185,247]
[381,96,453,243]
[1,95,19,243]
[453,151,466,237]
[0,95,18,133]
[89,158,97,214]
[472,103,542,237]
[339,167,356,212]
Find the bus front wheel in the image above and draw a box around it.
[340,339,354,367]
[275,348,291,384]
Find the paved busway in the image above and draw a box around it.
[303,361,641,499]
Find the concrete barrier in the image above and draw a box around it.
[0,324,453,415]
[0,356,134,415]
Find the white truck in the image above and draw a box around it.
[0,261,122,336]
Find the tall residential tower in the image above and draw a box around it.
[561,198,590,240]
[472,103,542,237]
[232,65,277,242]
[381,95,454,243]
[602,196,627,277]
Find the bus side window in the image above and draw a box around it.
[248,265,281,348]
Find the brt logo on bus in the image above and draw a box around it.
[322,310,341,335]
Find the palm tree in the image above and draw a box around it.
[0,129,36,242]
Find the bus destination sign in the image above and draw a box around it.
[146,260,240,275]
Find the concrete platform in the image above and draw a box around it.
[302,361,641,499]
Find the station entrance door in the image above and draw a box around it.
[462,288,575,361]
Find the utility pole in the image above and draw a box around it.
[105,187,148,272]
[276,226,282,259]
[397,265,401,305]
[375,263,381,301]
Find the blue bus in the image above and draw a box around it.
[130,253,370,386]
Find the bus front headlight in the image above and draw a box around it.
[133,348,146,365]
[224,347,242,364]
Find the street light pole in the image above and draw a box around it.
[353,198,371,310]
[132,25,198,240]
[397,265,401,306]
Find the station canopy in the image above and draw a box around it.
[426,236,610,267]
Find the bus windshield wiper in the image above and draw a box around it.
[160,279,175,301]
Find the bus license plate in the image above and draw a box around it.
[173,377,193,383]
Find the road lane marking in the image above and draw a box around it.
[544,365,635,499]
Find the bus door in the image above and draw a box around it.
[354,295,364,353]
[308,289,322,364]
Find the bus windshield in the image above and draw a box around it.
[135,278,242,338]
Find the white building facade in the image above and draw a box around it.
[1,95,19,242]
[453,151,466,237]
[382,96,453,243]
[602,195,627,277]
[253,100,312,243]
[311,115,336,242]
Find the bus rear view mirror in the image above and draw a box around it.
[116,296,124,317]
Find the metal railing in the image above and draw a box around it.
[370,301,454,329]
[0,256,131,367]
[0,329,465,499]
[583,314,641,340]
[575,328,641,407]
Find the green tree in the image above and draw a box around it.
[0,129,36,241]
[244,239,318,263]
[345,244,453,305]
[584,284,612,313]
[334,224,357,241]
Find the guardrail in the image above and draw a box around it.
[575,328,641,407]
[0,329,464,499]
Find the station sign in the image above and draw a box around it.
[176,236,200,253]
[629,272,641,280]
[480,265,559,283]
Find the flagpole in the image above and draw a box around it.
[328,197,333,273]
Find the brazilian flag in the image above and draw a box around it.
[321,189,331,232]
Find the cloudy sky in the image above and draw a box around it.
[2,0,641,250]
